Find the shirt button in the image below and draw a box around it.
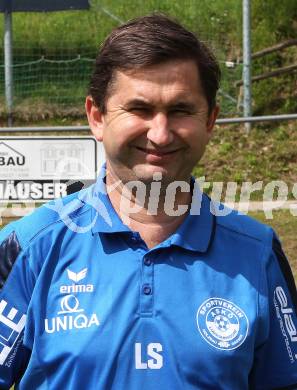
[143,285,152,295]
[144,258,152,266]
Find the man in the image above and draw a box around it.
[0,14,297,389]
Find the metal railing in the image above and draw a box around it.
[0,113,297,133]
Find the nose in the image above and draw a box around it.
[146,112,174,146]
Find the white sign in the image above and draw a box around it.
[0,137,105,202]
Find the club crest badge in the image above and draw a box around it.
[196,297,249,351]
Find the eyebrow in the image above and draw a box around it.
[124,99,153,108]
[123,99,197,112]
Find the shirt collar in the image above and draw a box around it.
[90,166,215,252]
[167,193,215,253]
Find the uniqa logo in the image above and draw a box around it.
[44,294,100,334]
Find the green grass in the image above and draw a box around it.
[0,0,242,52]
[249,210,297,281]
[0,0,296,121]
[193,122,297,201]
[0,0,243,120]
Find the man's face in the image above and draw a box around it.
[87,60,219,185]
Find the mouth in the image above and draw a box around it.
[134,147,181,156]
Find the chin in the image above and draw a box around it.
[133,166,175,185]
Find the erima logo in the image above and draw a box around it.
[274,286,297,363]
[0,299,26,366]
[60,268,94,294]
[275,287,297,343]
[67,268,87,282]
[45,295,100,334]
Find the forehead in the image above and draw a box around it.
[109,60,205,104]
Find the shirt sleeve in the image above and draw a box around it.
[0,224,34,389]
[249,234,297,390]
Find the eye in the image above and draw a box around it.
[131,107,149,112]
[128,107,152,116]
[169,108,192,116]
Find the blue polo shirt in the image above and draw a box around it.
[0,166,297,389]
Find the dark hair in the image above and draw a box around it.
[89,14,221,114]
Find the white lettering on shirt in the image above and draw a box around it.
[135,342,163,369]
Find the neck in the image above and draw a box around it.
[105,168,192,240]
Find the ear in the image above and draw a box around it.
[206,105,220,136]
[85,96,104,141]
